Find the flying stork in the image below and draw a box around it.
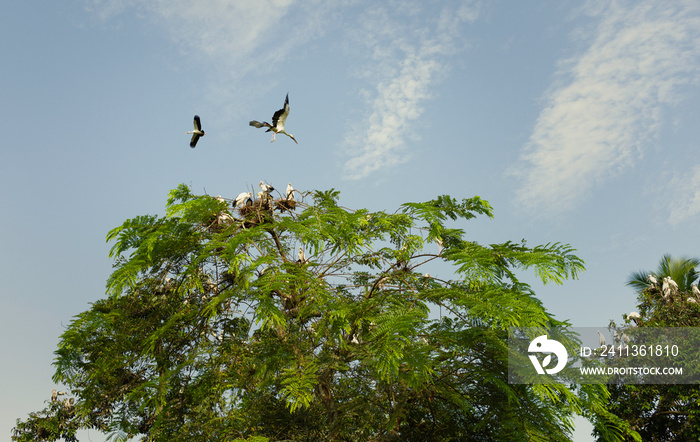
[186,115,206,148]
[249,93,298,144]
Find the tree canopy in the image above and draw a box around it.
[603,256,700,441]
[14,184,625,441]
[626,254,700,293]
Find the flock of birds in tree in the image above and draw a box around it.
[593,276,700,357]
[185,95,299,235]
[185,93,297,148]
[231,182,296,208]
[49,389,74,411]
[646,274,700,304]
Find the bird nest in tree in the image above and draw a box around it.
[238,199,273,227]
[275,198,296,212]
[207,212,235,232]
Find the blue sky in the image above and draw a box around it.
[2,1,700,440]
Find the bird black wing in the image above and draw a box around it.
[271,94,290,128]
[190,133,200,148]
[193,115,202,131]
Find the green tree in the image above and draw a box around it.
[14,185,621,441]
[601,256,700,441]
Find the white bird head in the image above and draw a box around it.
[627,311,641,324]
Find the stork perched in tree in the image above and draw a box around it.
[621,332,630,345]
[597,330,606,348]
[627,311,641,325]
[693,283,700,299]
[297,247,307,264]
[51,389,57,402]
[250,93,298,144]
[186,115,206,148]
[286,183,295,201]
[233,192,252,208]
[662,276,678,301]
[667,277,679,292]
[648,274,658,286]
[662,277,671,301]
[259,181,274,195]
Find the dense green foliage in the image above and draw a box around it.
[14,185,624,441]
[599,256,700,441]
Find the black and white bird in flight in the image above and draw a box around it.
[186,115,206,148]
[250,93,298,144]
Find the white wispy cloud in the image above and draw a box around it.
[515,0,700,212]
[342,2,480,180]
[84,0,303,65]
[82,0,342,117]
[667,163,700,225]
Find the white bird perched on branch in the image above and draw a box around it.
[662,277,672,301]
[259,181,274,195]
[597,330,606,347]
[667,277,679,292]
[51,389,57,402]
[297,247,307,264]
[693,283,700,299]
[249,93,298,144]
[621,332,630,345]
[286,183,295,201]
[627,311,641,325]
[648,274,658,286]
[185,115,206,148]
[233,192,252,208]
